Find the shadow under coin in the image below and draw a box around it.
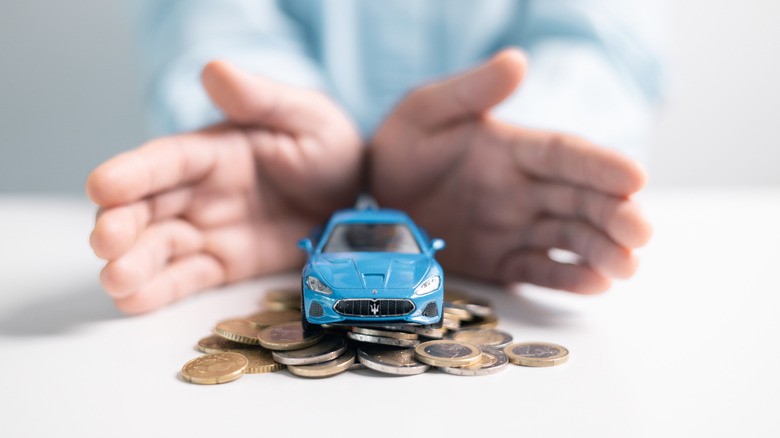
[0,282,124,337]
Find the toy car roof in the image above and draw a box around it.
[328,207,413,225]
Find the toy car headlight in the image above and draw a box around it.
[306,276,333,295]
[414,276,440,296]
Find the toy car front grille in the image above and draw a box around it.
[334,299,414,317]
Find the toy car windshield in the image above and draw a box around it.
[321,223,421,254]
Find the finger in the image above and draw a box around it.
[202,60,332,135]
[85,127,229,206]
[397,48,526,128]
[205,221,307,282]
[114,254,225,314]
[90,186,194,260]
[100,219,205,298]
[497,123,648,196]
[522,218,639,279]
[531,182,652,248]
[183,191,252,228]
[500,250,612,294]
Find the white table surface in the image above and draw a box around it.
[1,188,778,437]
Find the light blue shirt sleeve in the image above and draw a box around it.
[493,1,666,161]
[128,0,328,136]
[128,0,665,159]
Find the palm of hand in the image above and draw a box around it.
[371,50,651,293]
[373,118,539,279]
[171,119,359,283]
[88,62,361,313]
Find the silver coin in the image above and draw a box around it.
[414,327,447,339]
[369,324,447,339]
[357,346,430,376]
[349,362,366,371]
[287,349,355,378]
[440,347,509,376]
[448,328,513,349]
[464,300,493,317]
[347,332,421,347]
[271,334,347,365]
[443,303,473,321]
[352,326,419,340]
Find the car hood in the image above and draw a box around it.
[313,253,431,289]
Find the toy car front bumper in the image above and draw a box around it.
[302,285,443,325]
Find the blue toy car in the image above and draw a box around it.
[298,207,445,330]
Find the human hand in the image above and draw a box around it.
[87,62,362,313]
[369,49,652,294]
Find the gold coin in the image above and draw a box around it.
[461,314,498,329]
[449,328,513,349]
[287,349,355,378]
[197,334,244,353]
[414,340,482,368]
[232,349,285,374]
[215,319,263,345]
[442,316,461,330]
[267,301,299,312]
[244,310,301,328]
[181,352,248,384]
[257,321,323,350]
[504,342,570,367]
[265,289,301,310]
[443,305,473,321]
[352,326,419,340]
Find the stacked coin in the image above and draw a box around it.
[180,287,569,383]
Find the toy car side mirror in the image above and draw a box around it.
[297,238,314,254]
[430,238,445,253]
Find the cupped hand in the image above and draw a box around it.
[87,62,362,313]
[369,49,652,294]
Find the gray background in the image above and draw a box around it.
[1,0,778,194]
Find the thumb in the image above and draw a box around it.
[201,60,317,133]
[400,48,527,128]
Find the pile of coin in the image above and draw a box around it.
[180,288,570,384]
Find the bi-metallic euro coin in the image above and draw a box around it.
[197,334,244,354]
[258,321,323,351]
[504,342,569,367]
[287,349,355,378]
[414,340,482,367]
[347,331,421,347]
[448,328,513,349]
[439,347,508,376]
[357,346,430,376]
[272,334,348,365]
[352,326,419,340]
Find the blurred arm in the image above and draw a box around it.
[495,0,667,160]
[127,0,325,136]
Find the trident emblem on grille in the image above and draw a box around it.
[370,301,379,315]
